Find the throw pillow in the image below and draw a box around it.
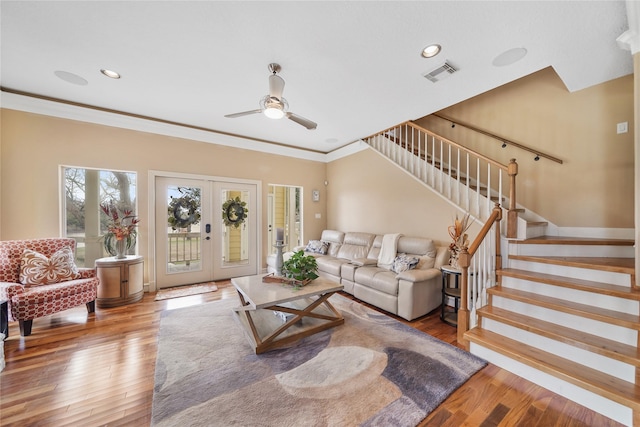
[305,240,329,255]
[19,247,81,286]
[391,253,419,273]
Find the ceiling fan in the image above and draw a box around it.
[224,63,317,130]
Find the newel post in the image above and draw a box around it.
[494,203,503,285]
[457,249,471,348]
[507,158,519,239]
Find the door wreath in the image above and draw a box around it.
[222,196,248,228]
[168,196,200,230]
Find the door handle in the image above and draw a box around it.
[206,224,211,233]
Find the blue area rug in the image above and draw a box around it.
[151,294,487,426]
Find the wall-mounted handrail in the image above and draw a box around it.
[432,113,563,164]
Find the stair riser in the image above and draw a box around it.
[468,343,634,427]
[480,317,635,382]
[500,277,639,315]
[492,296,638,346]
[509,244,634,258]
[518,222,547,240]
[508,258,632,287]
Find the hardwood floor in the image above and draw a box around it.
[0,281,623,427]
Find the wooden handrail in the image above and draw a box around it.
[457,203,503,346]
[432,113,563,164]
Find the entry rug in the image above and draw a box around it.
[151,294,487,426]
[154,282,218,301]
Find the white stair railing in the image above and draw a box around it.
[364,122,509,338]
[365,122,514,223]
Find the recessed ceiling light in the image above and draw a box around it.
[421,44,442,58]
[100,69,121,79]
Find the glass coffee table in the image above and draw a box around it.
[231,274,344,354]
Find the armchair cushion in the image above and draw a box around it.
[19,247,81,286]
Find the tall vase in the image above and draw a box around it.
[115,239,127,259]
[449,246,460,269]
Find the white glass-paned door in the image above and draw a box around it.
[155,177,258,289]
[213,181,258,279]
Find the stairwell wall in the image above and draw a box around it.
[326,147,481,244]
[415,67,634,230]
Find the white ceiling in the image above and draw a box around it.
[0,1,633,154]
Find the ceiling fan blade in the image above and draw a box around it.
[224,109,262,118]
[286,112,317,130]
[269,74,285,100]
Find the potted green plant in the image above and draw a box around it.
[281,250,319,286]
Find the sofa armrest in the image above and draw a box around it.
[0,282,25,301]
[396,268,441,282]
[78,268,97,279]
[351,258,378,267]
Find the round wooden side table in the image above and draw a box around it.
[95,255,144,308]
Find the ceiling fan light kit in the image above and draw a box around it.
[225,63,317,130]
[264,107,284,119]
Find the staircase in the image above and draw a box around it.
[466,236,638,426]
[363,123,638,426]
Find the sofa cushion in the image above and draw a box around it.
[354,267,399,296]
[336,232,375,261]
[315,256,349,276]
[397,237,437,269]
[319,230,344,257]
[19,247,81,286]
[10,277,99,320]
[391,253,419,273]
[304,240,329,255]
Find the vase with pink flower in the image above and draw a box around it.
[101,202,140,259]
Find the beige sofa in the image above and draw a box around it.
[267,230,449,321]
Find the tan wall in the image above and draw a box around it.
[326,148,479,246]
[415,67,634,229]
[0,109,328,282]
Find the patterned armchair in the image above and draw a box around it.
[0,238,99,336]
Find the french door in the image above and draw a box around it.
[155,176,259,289]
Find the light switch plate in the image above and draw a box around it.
[617,122,628,134]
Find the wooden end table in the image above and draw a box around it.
[95,256,144,308]
[231,274,344,354]
[441,265,462,326]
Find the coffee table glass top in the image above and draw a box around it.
[231,274,343,309]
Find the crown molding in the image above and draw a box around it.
[0,90,355,163]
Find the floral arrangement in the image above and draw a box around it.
[447,213,472,268]
[101,203,140,240]
[101,202,140,257]
[448,212,472,251]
